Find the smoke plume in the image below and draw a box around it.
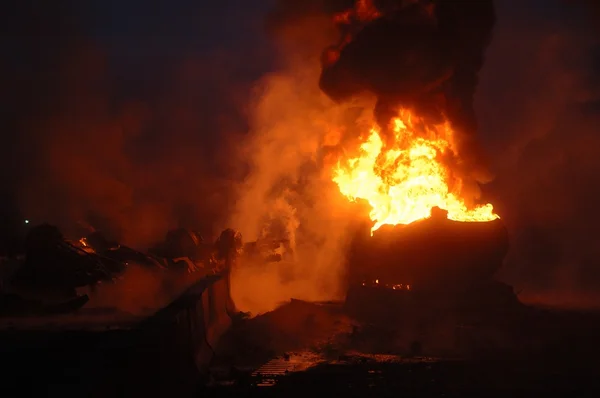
[476,0,600,308]
[228,0,369,315]
[320,0,496,182]
[228,0,502,314]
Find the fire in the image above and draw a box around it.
[333,109,498,233]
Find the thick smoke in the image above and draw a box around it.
[228,0,369,315]
[244,0,600,312]
[227,0,502,314]
[320,0,496,182]
[476,0,600,308]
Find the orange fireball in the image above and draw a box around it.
[333,109,498,233]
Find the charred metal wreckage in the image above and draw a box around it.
[345,207,521,320]
[0,223,285,396]
[241,208,527,389]
[0,208,526,394]
[1,225,229,314]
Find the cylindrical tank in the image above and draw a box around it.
[348,208,509,292]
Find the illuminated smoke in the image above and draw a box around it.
[320,0,497,182]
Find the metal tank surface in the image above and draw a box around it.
[347,207,509,290]
[344,207,520,324]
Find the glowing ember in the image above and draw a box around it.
[333,109,498,233]
[76,237,96,254]
[361,279,412,290]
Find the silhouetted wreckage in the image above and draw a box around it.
[346,207,514,303]
[0,224,247,316]
[0,222,257,396]
[341,206,527,357]
[0,220,292,319]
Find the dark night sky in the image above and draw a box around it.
[1,0,591,191]
[1,0,600,301]
[2,0,595,176]
[0,0,277,235]
[82,0,274,79]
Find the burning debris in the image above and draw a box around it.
[344,205,522,346]
[315,3,515,325]
[348,206,508,291]
[322,0,495,172]
[6,224,116,309]
[316,1,499,232]
[0,222,251,397]
[0,223,252,317]
[332,108,498,233]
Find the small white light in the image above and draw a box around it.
[24,219,29,224]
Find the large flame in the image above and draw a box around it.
[333,109,498,233]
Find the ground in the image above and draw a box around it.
[204,298,600,396]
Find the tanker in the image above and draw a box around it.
[345,207,522,324]
[348,207,509,291]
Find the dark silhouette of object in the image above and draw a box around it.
[13,224,114,291]
[348,207,508,291]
